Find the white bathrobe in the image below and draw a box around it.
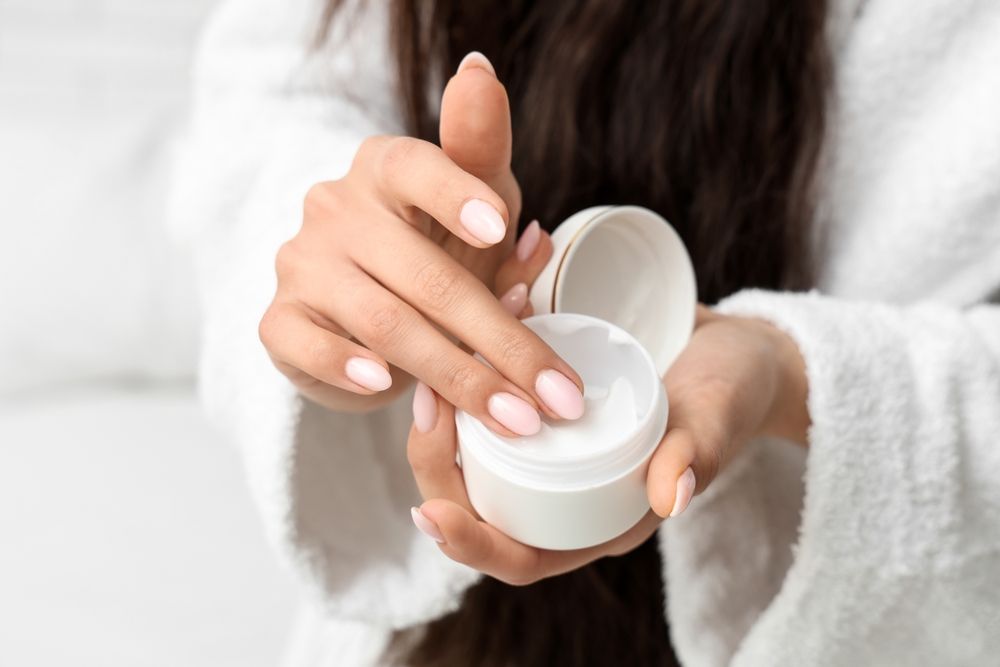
[170,0,1000,664]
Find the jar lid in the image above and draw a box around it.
[528,206,697,377]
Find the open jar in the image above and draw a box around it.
[455,206,697,550]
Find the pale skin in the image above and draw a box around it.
[259,54,583,437]
[261,52,811,585]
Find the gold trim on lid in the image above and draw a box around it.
[549,212,600,313]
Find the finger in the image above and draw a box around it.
[352,228,585,422]
[497,281,534,318]
[417,498,547,586]
[646,428,700,519]
[646,392,733,518]
[499,282,529,316]
[494,220,554,297]
[407,384,475,512]
[441,51,512,182]
[354,135,510,248]
[440,52,521,257]
[258,301,392,394]
[416,503,662,586]
[319,268,542,437]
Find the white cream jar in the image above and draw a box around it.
[456,206,696,550]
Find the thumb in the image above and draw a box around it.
[645,393,733,519]
[440,52,517,197]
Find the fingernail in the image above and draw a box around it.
[457,51,496,76]
[411,507,445,543]
[515,220,541,262]
[500,283,528,316]
[488,392,541,436]
[670,467,696,517]
[412,381,438,433]
[345,357,392,392]
[460,199,506,245]
[535,369,585,420]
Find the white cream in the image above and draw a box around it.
[502,376,639,458]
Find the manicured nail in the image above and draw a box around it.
[412,381,438,433]
[535,369,585,420]
[670,467,696,517]
[460,199,506,245]
[411,507,445,543]
[488,392,541,436]
[457,51,496,76]
[500,283,528,316]
[515,220,541,262]
[345,357,392,392]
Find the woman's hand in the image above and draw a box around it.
[407,242,664,584]
[409,293,809,585]
[644,307,810,516]
[258,53,584,436]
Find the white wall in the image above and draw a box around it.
[0,1,300,664]
[0,389,298,666]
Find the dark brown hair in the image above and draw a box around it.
[326,1,830,664]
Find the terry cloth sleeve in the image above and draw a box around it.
[668,289,1000,666]
[169,0,480,628]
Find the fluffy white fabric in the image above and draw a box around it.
[172,0,1000,664]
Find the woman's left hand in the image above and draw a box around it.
[408,243,810,585]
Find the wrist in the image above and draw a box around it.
[759,321,810,445]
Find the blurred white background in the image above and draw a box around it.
[0,1,298,664]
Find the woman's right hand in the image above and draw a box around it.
[258,53,585,436]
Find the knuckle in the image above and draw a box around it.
[377,136,420,183]
[257,306,281,349]
[354,135,389,168]
[440,360,482,399]
[492,328,535,367]
[414,261,464,312]
[274,240,300,280]
[303,181,328,206]
[305,335,338,373]
[426,172,458,209]
[362,303,407,346]
[698,443,724,486]
[405,439,437,476]
[302,181,340,218]
[474,539,545,587]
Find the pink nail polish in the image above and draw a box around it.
[412,382,438,433]
[460,199,506,245]
[457,51,495,76]
[488,392,541,436]
[345,357,392,392]
[515,220,541,262]
[500,283,528,316]
[411,507,445,543]
[670,467,696,517]
[535,369,585,420]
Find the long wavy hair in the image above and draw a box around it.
[325,1,830,664]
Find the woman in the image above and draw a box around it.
[172,0,1000,664]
